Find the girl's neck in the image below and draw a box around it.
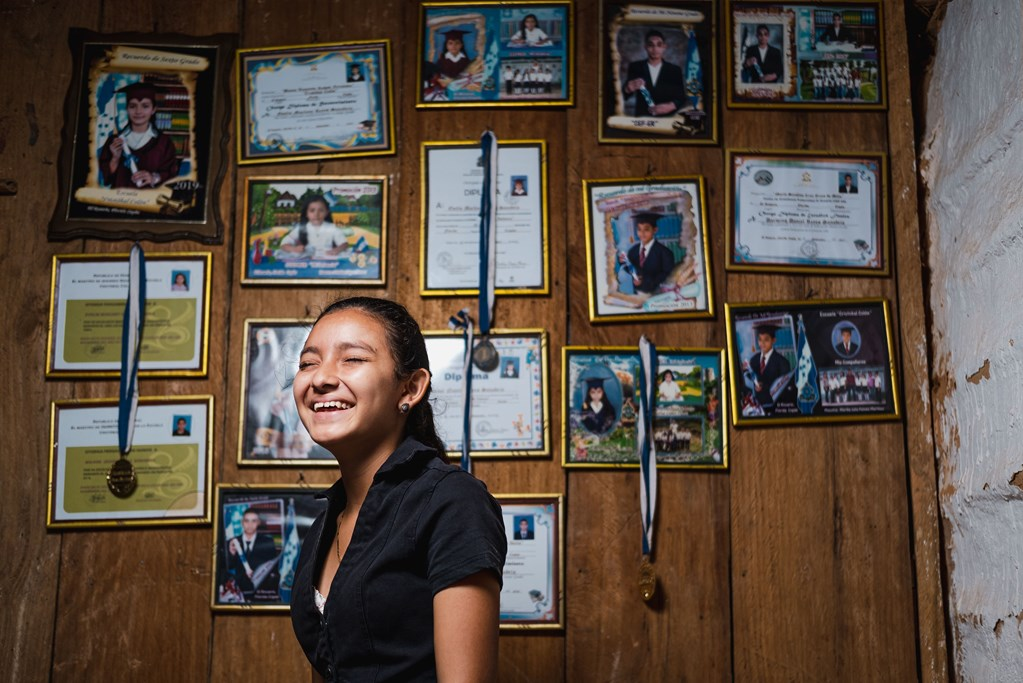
[130,123,151,134]
[335,435,403,508]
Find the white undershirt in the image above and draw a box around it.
[647,62,662,87]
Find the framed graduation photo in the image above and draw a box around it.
[583,176,714,323]
[417,1,573,107]
[599,1,718,144]
[240,176,388,286]
[211,484,326,611]
[237,320,334,466]
[725,298,900,426]
[726,1,886,109]
[562,346,728,469]
[236,41,395,164]
[50,29,235,243]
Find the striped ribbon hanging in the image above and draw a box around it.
[448,309,474,474]
[478,129,498,336]
[637,336,658,560]
[117,243,147,456]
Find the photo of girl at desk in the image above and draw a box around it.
[278,194,353,260]
[98,81,179,189]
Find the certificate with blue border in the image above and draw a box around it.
[727,150,889,275]
[497,495,563,629]
[236,41,395,164]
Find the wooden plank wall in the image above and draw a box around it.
[0,0,947,681]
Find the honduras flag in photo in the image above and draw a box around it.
[277,498,301,603]
[684,30,703,109]
[795,314,820,414]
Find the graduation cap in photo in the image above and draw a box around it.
[116,81,160,103]
[839,324,855,335]
[584,377,607,391]
[633,211,663,228]
[441,28,470,42]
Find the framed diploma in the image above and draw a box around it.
[726,1,886,109]
[599,1,718,145]
[47,396,213,529]
[211,484,326,612]
[725,298,901,426]
[238,320,334,466]
[417,2,573,107]
[424,330,549,458]
[49,29,235,243]
[727,150,889,275]
[421,140,548,295]
[240,176,388,286]
[583,176,714,322]
[497,494,563,628]
[236,40,395,164]
[562,346,728,468]
[47,253,211,378]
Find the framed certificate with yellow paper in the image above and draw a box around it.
[47,252,211,378]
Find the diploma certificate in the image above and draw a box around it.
[730,152,887,274]
[498,496,562,628]
[48,253,210,377]
[238,42,394,163]
[48,397,213,528]
[425,331,548,456]
[422,141,548,294]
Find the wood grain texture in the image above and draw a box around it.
[0,0,945,681]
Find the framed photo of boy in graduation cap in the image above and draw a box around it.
[583,176,714,323]
[49,29,235,243]
[724,298,901,426]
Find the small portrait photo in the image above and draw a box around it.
[732,316,798,418]
[172,415,192,437]
[500,356,521,378]
[579,374,620,436]
[652,415,704,463]
[832,321,862,357]
[347,63,364,82]
[656,364,704,405]
[513,514,535,540]
[510,175,528,197]
[838,172,858,193]
[170,270,190,291]
[506,11,554,48]
[739,22,785,85]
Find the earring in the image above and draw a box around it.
[399,402,410,415]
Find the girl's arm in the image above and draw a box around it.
[433,570,501,683]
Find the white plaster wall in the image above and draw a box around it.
[922,1,1023,679]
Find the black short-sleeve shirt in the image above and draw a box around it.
[290,437,507,682]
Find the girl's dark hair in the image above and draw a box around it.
[520,13,539,33]
[314,296,447,458]
[297,194,330,246]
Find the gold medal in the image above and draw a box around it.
[107,455,137,498]
[638,555,657,602]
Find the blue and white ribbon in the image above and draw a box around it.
[478,129,498,336]
[118,244,146,455]
[448,309,474,474]
[637,335,658,557]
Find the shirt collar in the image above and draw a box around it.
[314,436,437,504]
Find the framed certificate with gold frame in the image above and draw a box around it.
[236,40,395,164]
[496,494,564,629]
[46,252,212,378]
[725,298,900,426]
[47,396,213,529]
[420,140,548,296]
[424,329,550,459]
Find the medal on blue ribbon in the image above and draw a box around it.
[471,129,499,372]
[107,243,146,498]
